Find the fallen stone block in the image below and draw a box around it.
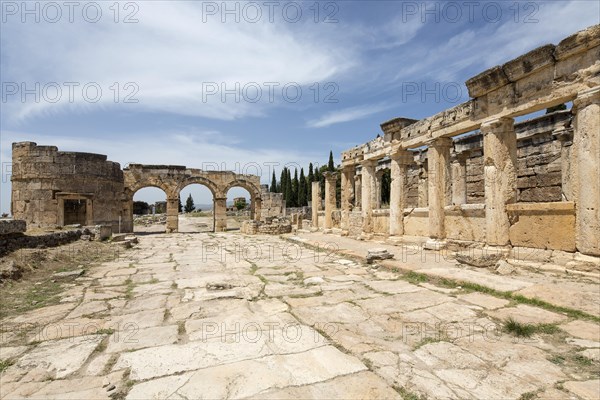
[366,248,394,264]
[303,277,325,286]
[456,253,502,268]
[52,269,85,279]
[495,260,516,275]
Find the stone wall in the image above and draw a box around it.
[240,219,292,235]
[0,228,90,257]
[0,219,26,235]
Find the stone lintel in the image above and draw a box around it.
[465,66,510,98]
[554,24,600,60]
[506,201,575,213]
[502,44,556,82]
[573,86,600,109]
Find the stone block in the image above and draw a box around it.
[0,219,26,235]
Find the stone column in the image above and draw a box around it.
[481,117,517,246]
[389,149,411,237]
[311,181,321,228]
[253,197,262,222]
[166,197,179,233]
[323,172,337,229]
[361,160,376,234]
[427,138,452,242]
[451,151,468,205]
[573,87,600,256]
[341,166,355,230]
[553,128,574,201]
[354,175,362,209]
[417,160,429,207]
[374,170,383,209]
[213,197,227,232]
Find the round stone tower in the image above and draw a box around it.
[11,142,125,230]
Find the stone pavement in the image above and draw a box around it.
[1,223,599,399]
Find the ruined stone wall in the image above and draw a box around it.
[259,185,285,222]
[11,142,124,231]
[405,164,420,208]
[339,25,600,255]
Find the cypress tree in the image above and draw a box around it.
[328,151,335,171]
[291,168,299,207]
[270,170,277,193]
[307,163,314,199]
[285,168,293,207]
[280,168,287,195]
[298,168,307,207]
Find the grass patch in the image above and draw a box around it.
[413,336,444,350]
[518,391,537,400]
[573,354,593,367]
[96,328,115,335]
[396,271,600,323]
[0,359,15,373]
[394,386,427,400]
[404,271,429,284]
[171,282,178,289]
[178,321,186,335]
[249,263,258,275]
[124,279,135,300]
[103,354,119,375]
[504,318,561,338]
[549,354,566,365]
[504,318,536,338]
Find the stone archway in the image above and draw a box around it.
[122,164,262,233]
[223,179,263,223]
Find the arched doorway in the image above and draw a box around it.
[225,186,253,231]
[132,186,168,234]
[178,183,215,233]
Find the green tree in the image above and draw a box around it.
[270,170,277,193]
[328,151,335,171]
[178,197,182,213]
[285,168,293,207]
[184,194,195,213]
[280,168,287,195]
[307,163,314,199]
[234,198,247,210]
[298,168,307,207]
[290,168,299,207]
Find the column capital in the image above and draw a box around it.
[426,136,453,149]
[390,148,413,164]
[451,150,470,163]
[573,86,600,109]
[361,159,377,168]
[341,164,356,172]
[481,116,515,133]
[323,171,338,181]
[214,197,227,201]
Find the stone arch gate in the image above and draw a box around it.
[122,164,262,233]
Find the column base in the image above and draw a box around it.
[424,238,447,250]
[359,233,374,241]
[386,236,404,246]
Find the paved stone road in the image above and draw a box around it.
[1,222,599,399]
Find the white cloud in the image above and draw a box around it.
[307,103,393,128]
[1,2,355,122]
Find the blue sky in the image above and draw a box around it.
[1,0,599,211]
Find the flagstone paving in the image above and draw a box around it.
[1,219,599,399]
